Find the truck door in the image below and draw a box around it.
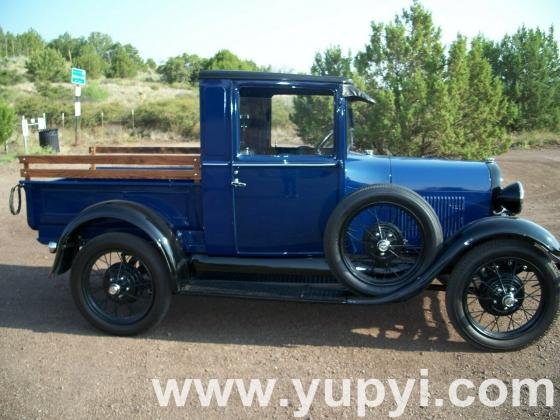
[232,85,342,255]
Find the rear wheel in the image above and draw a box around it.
[70,232,172,335]
[446,240,560,351]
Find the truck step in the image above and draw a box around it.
[178,279,352,303]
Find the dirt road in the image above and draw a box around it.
[0,147,559,419]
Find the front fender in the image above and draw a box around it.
[431,216,559,283]
[451,216,559,253]
[51,200,188,290]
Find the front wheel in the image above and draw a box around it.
[70,232,172,335]
[446,239,559,351]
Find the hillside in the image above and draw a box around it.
[1,57,200,154]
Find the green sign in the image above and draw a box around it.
[71,67,86,85]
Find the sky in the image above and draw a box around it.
[1,0,559,72]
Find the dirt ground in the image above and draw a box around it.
[0,147,559,419]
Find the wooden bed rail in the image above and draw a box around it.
[89,146,200,154]
[19,152,201,181]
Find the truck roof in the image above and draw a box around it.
[198,70,349,84]
[198,70,375,104]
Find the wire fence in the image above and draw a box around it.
[5,108,172,154]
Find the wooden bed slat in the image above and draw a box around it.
[21,168,201,180]
[19,147,201,181]
[19,154,199,165]
[89,146,200,154]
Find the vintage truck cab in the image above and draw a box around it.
[13,71,560,351]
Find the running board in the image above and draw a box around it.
[190,255,331,276]
[179,279,351,303]
[179,279,444,303]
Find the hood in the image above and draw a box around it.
[389,156,493,193]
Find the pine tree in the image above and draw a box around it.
[25,47,68,82]
[355,1,451,156]
[490,26,560,131]
[76,44,106,79]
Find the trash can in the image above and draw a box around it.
[38,128,60,152]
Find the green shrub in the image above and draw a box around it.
[15,95,71,126]
[80,102,127,127]
[0,99,16,146]
[134,95,199,137]
[82,83,109,102]
[0,68,24,85]
[25,47,68,82]
[36,82,72,100]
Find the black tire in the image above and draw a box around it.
[446,240,560,351]
[70,232,172,335]
[324,184,443,296]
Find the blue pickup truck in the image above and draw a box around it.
[13,70,560,351]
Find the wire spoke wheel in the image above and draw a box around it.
[341,203,426,288]
[324,185,443,297]
[446,239,559,351]
[84,250,155,325]
[70,232,172,335]
[463,257,543,339]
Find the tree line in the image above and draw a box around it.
[0,28,264,83]
[294,2,560,159]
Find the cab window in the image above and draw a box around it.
[238,87,334,156]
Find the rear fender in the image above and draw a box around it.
[51,200,187,291]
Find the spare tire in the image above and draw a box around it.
[324,184,443,296]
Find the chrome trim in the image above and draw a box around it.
[48,242,57,254]
[202,162,230,167]
[233,162,339,168]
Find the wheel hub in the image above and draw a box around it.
[103,262,143,302]
[502,293,518,309]
[478,274,525,316]
[107,283,121,296]
[377,239,391,252]
[363,223,404,263]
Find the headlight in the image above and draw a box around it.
[493,181,524,215]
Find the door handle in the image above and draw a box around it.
[231,178,247,188]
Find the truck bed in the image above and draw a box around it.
[19,146,203,248]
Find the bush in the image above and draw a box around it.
[0,99,16,146]
[80,102,127,127]
[134,95,199,138]
[15,95,71,126]
[82,83,109,102]
[0,68,24,85]
[36,82,72,100]
[25,47,68,82]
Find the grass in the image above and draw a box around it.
[510,130,560,149]
[82,83,109,102]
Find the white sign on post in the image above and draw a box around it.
[74,102,81,117]
[37,117,46,130]
[75,85,81,97]
[21,116,29,137]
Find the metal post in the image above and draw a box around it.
[101,111,104,139]
[131,109,135,131]
[21,116,29,154]
[74,85,81,146]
